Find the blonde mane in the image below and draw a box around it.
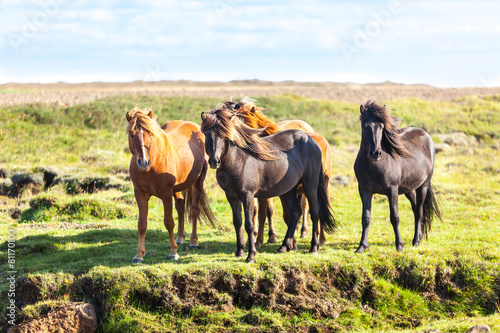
[221,97,280,136]
[126,107,164,138]
[201,104,277,161]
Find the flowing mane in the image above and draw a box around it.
[360,100,410,159]
[126,107,164,138]
[201,104,277,161]
[222,97,280,136]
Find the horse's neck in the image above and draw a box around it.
[150,134,172,166]
[221,141,243,168]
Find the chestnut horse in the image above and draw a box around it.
[354,101,441,253]
[201,105,336,262]
[222,98,332,247]
[126,107,216,263]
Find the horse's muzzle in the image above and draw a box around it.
[137,157,151,171]
[369,150,382,161]
[208,157,220,169]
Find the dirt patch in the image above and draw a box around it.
[7,302,97,333]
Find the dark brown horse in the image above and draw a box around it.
[201,105,336,263]
[354,101,441,253]
[127,107,216,263]
[222,98,332,246]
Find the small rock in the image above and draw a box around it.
[466,324,491,333]
[7,302,97,333]
[331,175,349,187]
[434,143,450,153]
[11,172,44,187]
[436,132,478,147]
[35,166,63,188]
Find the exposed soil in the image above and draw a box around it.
[1,80,500,106]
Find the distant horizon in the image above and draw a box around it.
[0,79,497,89]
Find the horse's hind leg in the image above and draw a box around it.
[174,192,186,245]
[188,164,209,248]
[406,186,427,247]
[299,195,309,238]
[388,187,404,252]
[277,188,301,253]
[255,198,268,249]
[266,199,278,243]
[161,188,179,260]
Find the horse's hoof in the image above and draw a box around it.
[245,257,255,263]
[277,246,287,253]
[355,246,366,254]
[255,241,263,249]
[189,244,199,249]
[169,253,180,260]
[235,249,245,257]
[300,231,308,238]
[396,244,404,252]
[267,234,277,244]
[132,257,143,264]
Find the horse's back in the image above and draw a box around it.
[277,120,315,133]
[400,127,435,161]
[162,120,200,134]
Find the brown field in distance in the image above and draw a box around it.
[1,80,500,106]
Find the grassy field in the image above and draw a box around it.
[0,94,499,332]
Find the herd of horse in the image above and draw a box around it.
[126,98,442,263]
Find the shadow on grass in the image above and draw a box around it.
[0,227,330,274]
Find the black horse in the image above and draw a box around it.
[354,101,441,253]
[201,105,336,263]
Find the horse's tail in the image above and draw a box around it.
[184,187,218,228]
[422,183,442,239]
[317,165,337,235]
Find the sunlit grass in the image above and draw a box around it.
[1,95,499,332]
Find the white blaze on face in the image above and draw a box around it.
[140,128,147,160]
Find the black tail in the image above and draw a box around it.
[422,183,442,239]
[317,165,336,235]
[184,187,218,228]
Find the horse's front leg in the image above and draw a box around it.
[133,189,150,263]
[278,189,301,253]
[356,187,373,254]
[227,194,245,257]
[388,187,404,251]
[242,194,257,263]
[161,188,179,260]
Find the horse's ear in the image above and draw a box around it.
[147,110,154,119]
[250,106,256,114]
[360,104,365,114]
[201,112,207,121]
[126,112,132,122]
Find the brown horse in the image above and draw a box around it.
[126,107,216,263]
[222,98,332,247]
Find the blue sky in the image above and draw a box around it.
[0,0,499,87]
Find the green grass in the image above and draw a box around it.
[1,95,500,332]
